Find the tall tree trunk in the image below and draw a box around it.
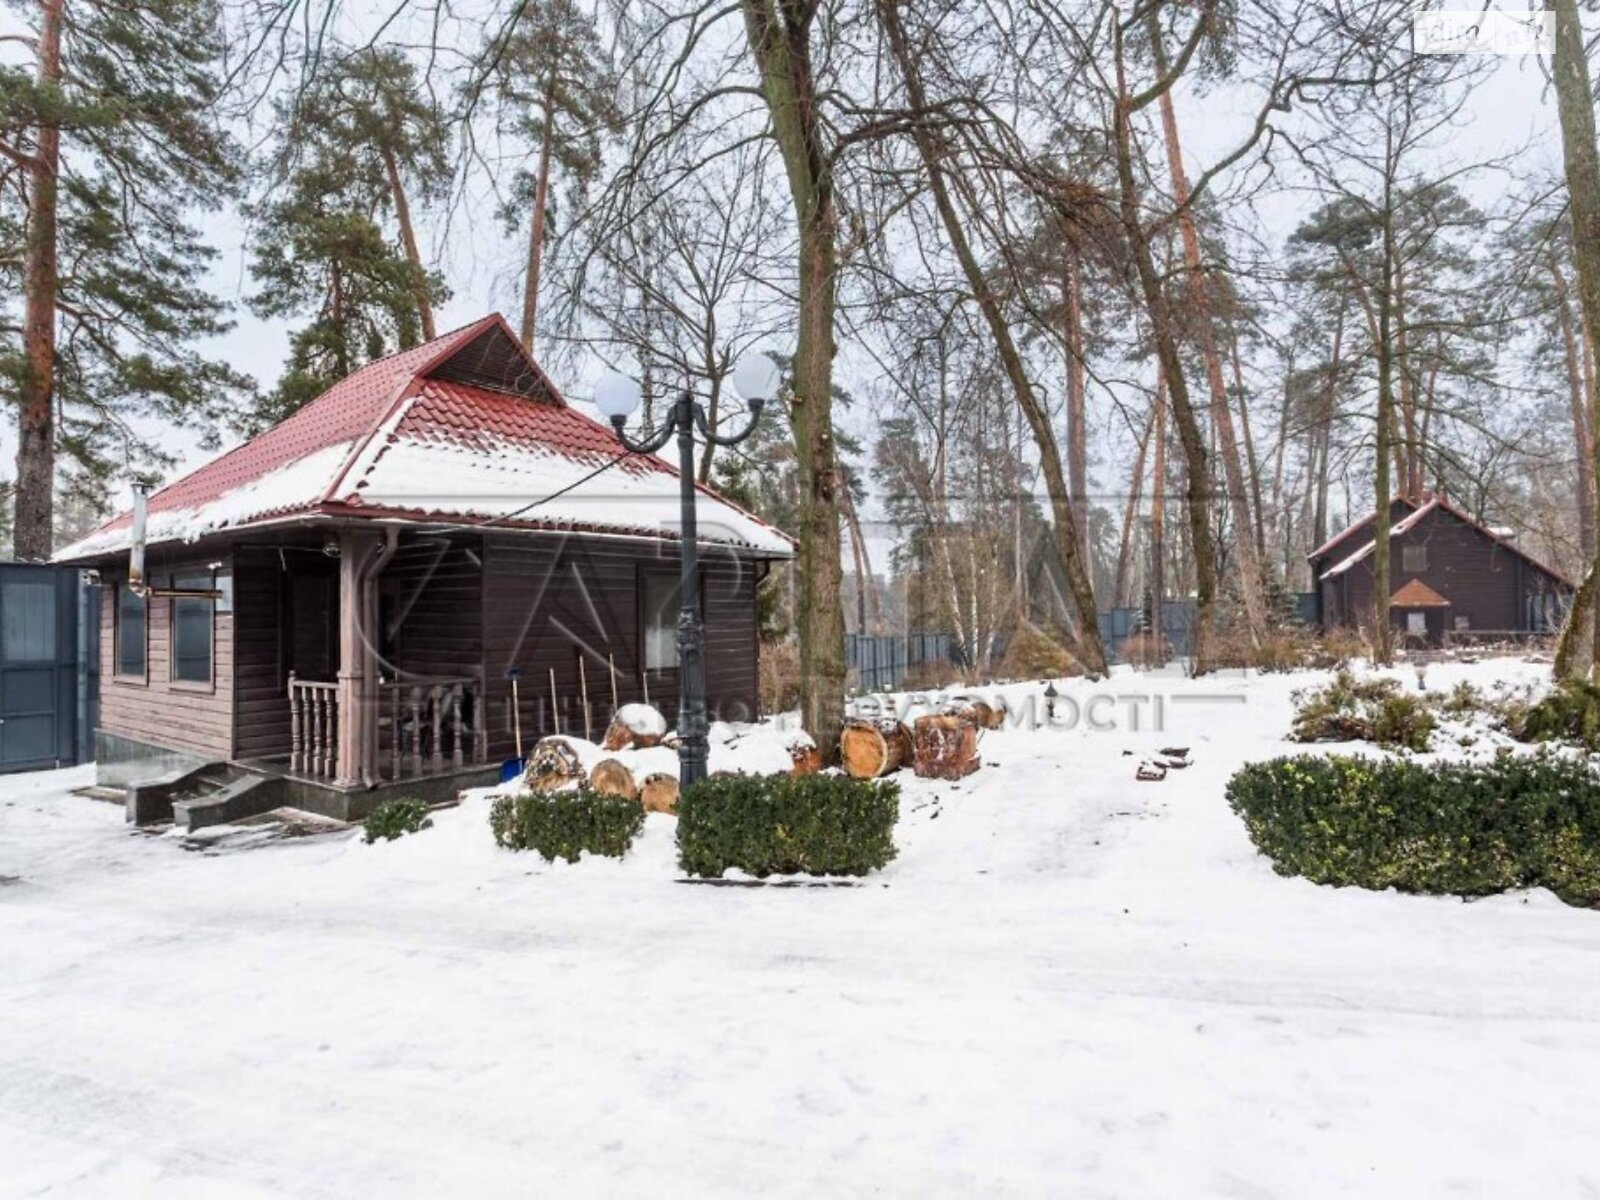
[1394,257,1418,498]
[841,481,881,633]
[1150,369,1168,667]
[742,0,848,751]
[14,0,65,562]
[1549,0,1600,678]
[330,260,349,377]
[1148,15,1268,647]
[1372,136,1397,665]
[1064,252,1090,567]
[1228,332,1267,567]
[1552,253,1597,560]
[1111,32,1217,672]
[1115,385,1158,608]
[877,0,1107,674]
[381,143,436,342]
[519,70,558,353]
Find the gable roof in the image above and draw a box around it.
[56,314,794,561]
[1315,493,1572,588]
[1307,496,1420,563]
[1390,578,1451,608]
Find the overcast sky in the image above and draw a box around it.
[1,3,1580,565]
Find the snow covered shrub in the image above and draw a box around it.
[490,787,645,863]
[1226,753,1600,906]
[1290,671,1435,751]
[1514,679,1600,751]
[363,798,433,844]
[676,774,900,879]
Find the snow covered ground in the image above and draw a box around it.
[2,659,1597,1199]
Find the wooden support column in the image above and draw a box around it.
[335,528,387,788]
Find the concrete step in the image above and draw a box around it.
[171,771,285,833]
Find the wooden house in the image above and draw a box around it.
[1308,492,1571,647]
[55,315,793,822]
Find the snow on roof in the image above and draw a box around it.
[1306,496,1421,562]
[56,439,361,561]
[343,385,791,554]
[56,314,793,561]
[1319,499,1439,580]
[1317,495,1573,588]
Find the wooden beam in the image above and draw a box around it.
[335,528,387,788]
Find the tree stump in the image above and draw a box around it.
[601,703,667,751]
[641,772,680,815]
[525,736,589,791]
[912,714,980,780]
[840,718,912,778]
[589,758,640,802]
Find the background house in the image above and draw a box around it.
[1309,492,1571,646]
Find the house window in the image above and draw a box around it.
[1402,544,1428,573]
[1406,611,1427,636]
[642,572,681,671]
[116,585,147,678]
[1454,615,1471,631]
[170,571,214,684]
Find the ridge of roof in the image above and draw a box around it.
[1307,496,1419,563]
[1317,495,1574,588]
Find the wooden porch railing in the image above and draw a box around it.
[288,672,488,783]
[288,674,340,779]
[380,675,489,782]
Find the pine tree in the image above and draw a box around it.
[0,0,250,559]
[245,47,450,431]
[467,0,618,351]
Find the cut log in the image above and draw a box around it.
[911,714,980,780]
[640,772,680,815]
[601,703,667,751]
[525,736,589,791]
[589,757,639,802]
[840,718,912,778]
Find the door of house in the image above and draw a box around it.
[0,565,77,771]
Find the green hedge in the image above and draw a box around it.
[364,797,433,844]
[676,774,900,879]
[1226,752,1600,906]
[490,787,645,863]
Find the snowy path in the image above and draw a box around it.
[2,662,1597,1198]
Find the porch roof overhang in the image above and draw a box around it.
[53,504,795,567]
[1389,579,1451,608]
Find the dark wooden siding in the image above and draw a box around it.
[480,531,759,759]
[380,532,485,680]
[98,554,234,760]
[98,526,765,766]
[1315,505,1569,633]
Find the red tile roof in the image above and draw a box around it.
[56,314,794,559]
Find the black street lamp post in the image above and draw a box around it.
[594,358,780,789]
